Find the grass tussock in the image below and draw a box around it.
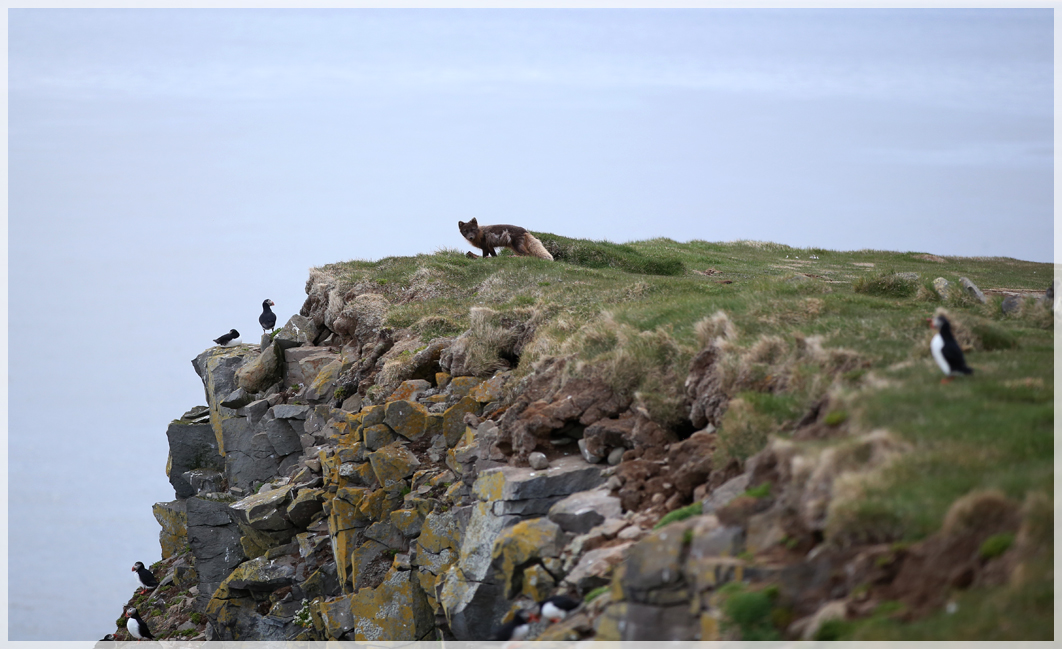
[853,270,918,298]
[535,232,685,276]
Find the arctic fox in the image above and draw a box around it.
[458,218,554,261]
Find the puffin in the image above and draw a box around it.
[98,634,116,642]
[124,607,154,641]
[539,594,581,623]
[929,312,973,382]
[491,610,536,641]
[132,561,159,594]
[259,299,277,333]
[213,329,241,346]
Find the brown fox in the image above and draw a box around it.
[458,218,554,261]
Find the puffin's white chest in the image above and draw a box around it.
[127,617,144,639]
[541,601,566,622]
[930,333,951,374]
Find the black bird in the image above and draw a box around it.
[132,561,158,594]
[98,634,116,642]
[259,299,277,333]
[124,607,154,641]
[539,594,581,623]
[929,313,973,382]
[491,610,535,641]
[213,329,241,346]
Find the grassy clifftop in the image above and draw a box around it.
[314,235,1052,639]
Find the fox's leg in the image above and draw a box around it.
[483,246,497,257]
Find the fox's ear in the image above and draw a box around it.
[458,220,465,227]
[468,217,477,226]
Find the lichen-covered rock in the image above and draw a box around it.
[469,371,509,403]
[416,509,462,554]
[383,400,430,441]
[349,569,435,641]
[229,486,293,532]
[351,539,391,591]
[520,562,556,602]
[363,423,396,451]
[224,553,296,591]
[368,443,421,488]
[441,396,481,448]
[152,500,188,559]
[313,593,356,639]
[193,345,260,453]
[388,379,432,402]
[448,376,482,398]
[234,342,284,394]
[491,517,567,598]
[562,541,633,592]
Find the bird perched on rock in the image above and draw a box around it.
[259,299,277,333]
[538,594,581,623]
[124,607,153,641]
[131,561,158,594]
[928,312,972,382]
[213,329,241,346]
[98,634,116,642]
[491,610,536,641]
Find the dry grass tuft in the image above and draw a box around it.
[940,489,1016,538]
[694,310,738,348]
[462,307,520,377]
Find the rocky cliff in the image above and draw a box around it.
[106,244,1053,641]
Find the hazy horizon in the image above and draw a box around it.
[8,7,1053,640]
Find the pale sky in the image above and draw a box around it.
[7,7,1054,640]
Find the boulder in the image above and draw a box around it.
[472,454,607,503]
[441,396,481,448]
[285,488,324,528]
[491,516,567,598]
[272,314,318,350]
[234,343,284,394]
[933,277,951,300]
[548,489,623,535]
[363,423,396,451]
[272,404,311,420]
[1001,294,1023,315]
[224,554,296,592]
[959,277,987,304]
[562,541,633,591]
[702,473,750,513]
[383,400,430,441]
[313,593,356,639]
[229,487,294,532]
[262,416,303,458]
[368,443,421,488]
[388,379,432,402]
[220,388,254,409]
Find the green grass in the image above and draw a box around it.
[653,501,703,529]
[315,237,1052,638]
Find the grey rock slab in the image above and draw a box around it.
[562,541,633,591]
[182,469,225,496]
[472,453,606,502]
[491,496,565,517]
[271,404,311,420]
[226,555,297,591]
[229,486,294,531]
[263,417,303,457]
[166,420,224,499]
[548,489,623,535]
[181,405,210,420]
[1001,294,1023,314]
[186,494,245,609]
[702,472,750,513]
[221,388,254,409]
[364,520,407,550]
[239,398,271,425]
[221,417,282,493]
[959,277,987,304]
